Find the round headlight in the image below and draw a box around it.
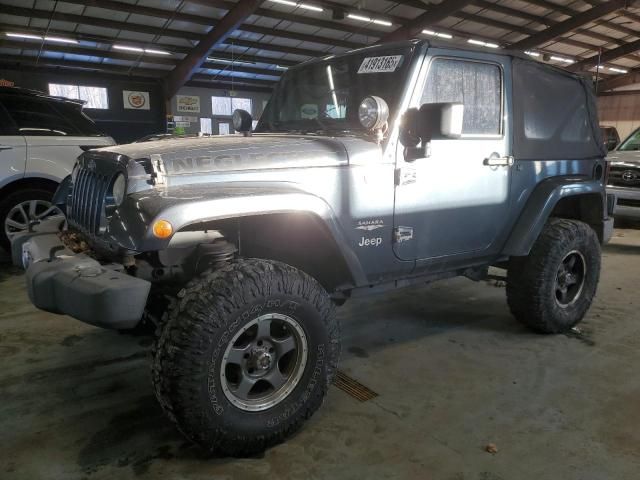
[112,173,126,206]
[358,96,389,131]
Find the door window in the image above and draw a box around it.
[421,58,502,135]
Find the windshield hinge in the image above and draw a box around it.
[150,153,167,186]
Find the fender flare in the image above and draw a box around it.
[502,177,604,256]
[109,185,367,286]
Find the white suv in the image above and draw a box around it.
[0,87,115,248]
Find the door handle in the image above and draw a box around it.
[0,145,13,151]
[483,154,514,167]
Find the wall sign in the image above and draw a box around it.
[123,90,150,110]
[177,95,201,113]
[174,115,198,123]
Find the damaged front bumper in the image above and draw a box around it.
[11,219,151,330]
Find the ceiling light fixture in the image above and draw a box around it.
[609,67,628,73]
[298,3,323,12]
[347,13,392,26]
[144,48,171,55]
[207,57,255,66]
[550,55,574,64]
[468,39,499,48]
[6,32,78,44]
[43,35,78,44]
[422,29,453,39]
[268,0,323,12]
[113,45,144,53]
[113,45,171,55]
[6,32,43,40]
[524,50,540,57]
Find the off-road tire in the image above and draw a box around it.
[151,258,340,456]
[507,218,601,333]
[0,187,56,249]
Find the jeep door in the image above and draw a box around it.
[392,51,512,262]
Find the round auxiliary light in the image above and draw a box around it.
[152,219,173,239]
[112,173,126,206]
[358,96,389,131]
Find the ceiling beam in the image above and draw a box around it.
[186,80,273,93]
[1,38,284,77]
[453,11,632,56]
[569,39,640,72]
[187,0,384,38]
[0,5,201,41]
[0,39,177,66]
[0,54,164,78]
[522,0,640,39]
[1,4,326,59]
[0,53,276,91]
[381,0,473,42]
[191,73,274,87]
[0,22,299,67]
[374,0,428,10]
[55,0,362,49]
[164,0,265,99]
[598,68,640,92]
[471,0,626,47]
[222,37,324,57]
[511,1,637,51]
[472,0,551,25]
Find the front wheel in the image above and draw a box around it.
[0,187,62,249]
[506,218,601,333]
[152,259,340,456]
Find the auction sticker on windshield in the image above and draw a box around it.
[358,55,403,74]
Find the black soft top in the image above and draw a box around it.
[299,40,605,161]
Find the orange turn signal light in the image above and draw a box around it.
[152,219,173,239]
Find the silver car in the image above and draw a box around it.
[607,127,640,219]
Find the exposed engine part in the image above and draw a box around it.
[190,240,237,275]
[122,255,136,268]
[59,230,91,255]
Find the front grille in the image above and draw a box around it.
[609,167,640,188]
[618,198,640,208]
[68,167,111,235]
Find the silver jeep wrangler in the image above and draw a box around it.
[12,40,614,455]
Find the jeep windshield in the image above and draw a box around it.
[618,127,640,151]
[256,45,417,135]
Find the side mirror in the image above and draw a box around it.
[399,102,464,160]
[232,109,253,136]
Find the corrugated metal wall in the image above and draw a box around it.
[598,93,640,141]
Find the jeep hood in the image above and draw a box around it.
[98,134,376,175]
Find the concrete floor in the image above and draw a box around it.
[1,225,639,480]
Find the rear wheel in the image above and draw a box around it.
[0,187,62,249]
[151,258,340,456]
[507,218,601,333]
